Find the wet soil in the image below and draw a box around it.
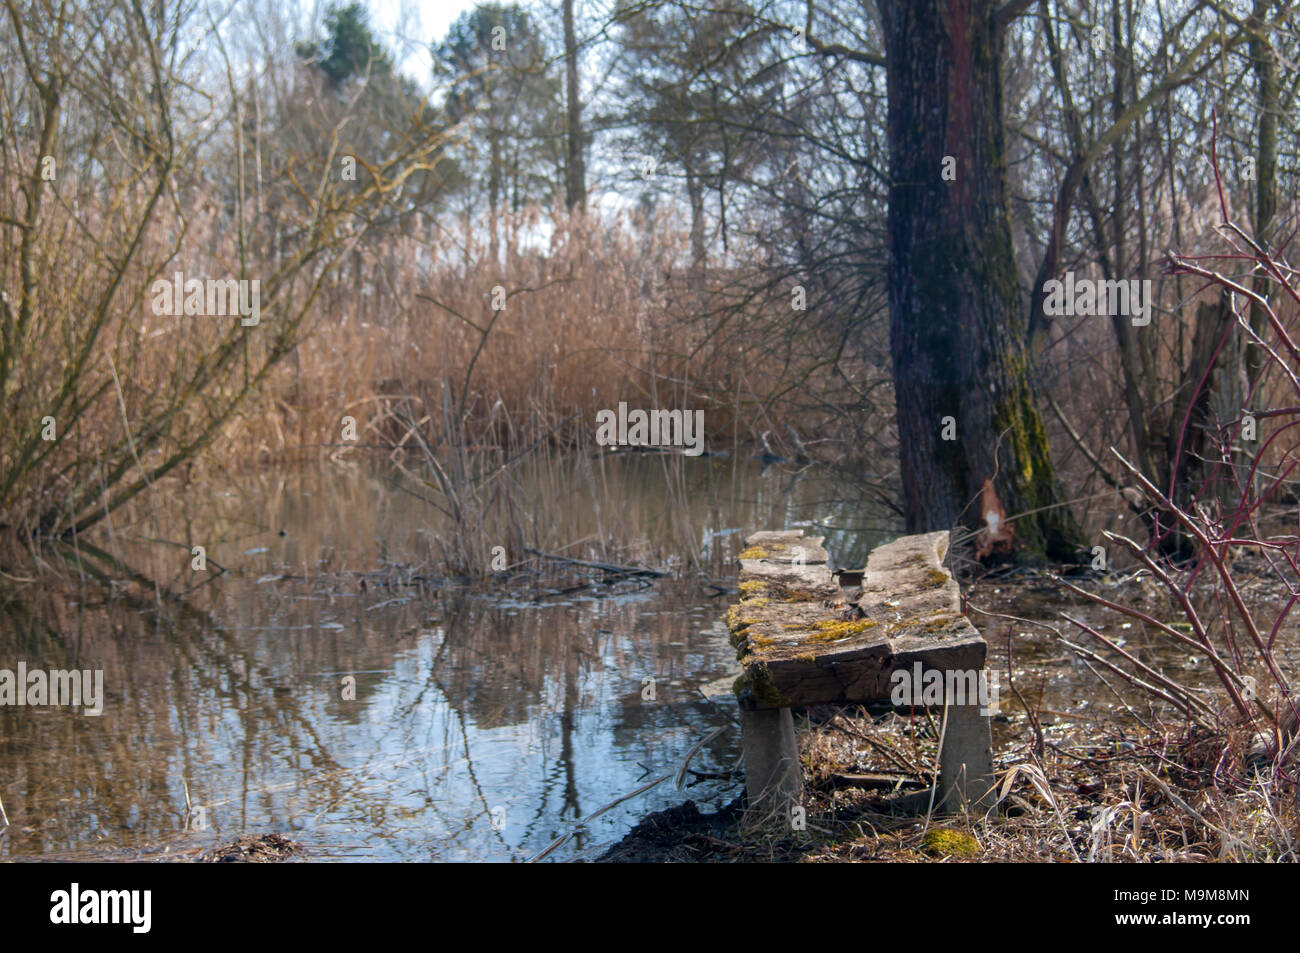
[595,799,744,862]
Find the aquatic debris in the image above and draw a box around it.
[200,832,302,863]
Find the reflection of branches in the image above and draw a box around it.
[425,659,513,855]
[27,540,354,832]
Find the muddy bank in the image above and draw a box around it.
[596,800,745,862]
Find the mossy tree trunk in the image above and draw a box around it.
[1246,0,1277,392]
[879,0,1082,560]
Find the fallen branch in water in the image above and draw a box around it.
[523,548,666,577]
[675,726,728,789]
[527,773,672,863]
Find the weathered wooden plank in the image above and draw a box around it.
[727,528,994,815]
[738,530,829,568]
[730,529,985,711]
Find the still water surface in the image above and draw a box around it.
[0,454,896,861]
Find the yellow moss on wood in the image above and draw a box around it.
[807,618,880,642]
[727,603,763,634]
[925,568,951,587]
[738,542,788,560]
[727,605,763,658]
[782,588,819,602]
[742,579,821,603]
[878,613,961,636]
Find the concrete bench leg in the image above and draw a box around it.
[938,697,995,813]
[740,707,802,817]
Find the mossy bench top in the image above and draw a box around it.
[728,529,986,710]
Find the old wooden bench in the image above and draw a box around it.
[727,529,994,816]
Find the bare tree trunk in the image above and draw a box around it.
[562,0,586,211]
[489,130,501,266]
[1171,294,1233,497]
[879,0,1081,560]
[686,167,706,270]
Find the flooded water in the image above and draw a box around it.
[0,453,899,862]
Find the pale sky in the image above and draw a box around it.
[367,0,481,79]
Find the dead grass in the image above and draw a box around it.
[210,206,825,467]
[624,707,1299,863]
